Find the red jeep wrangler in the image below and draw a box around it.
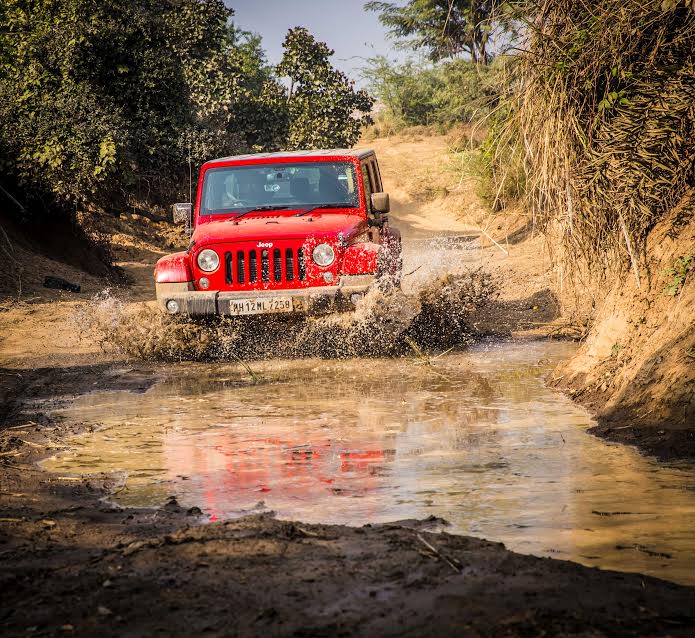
[155,149,401,317]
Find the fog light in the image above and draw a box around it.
[199,277,210,289]
[322,271,334,283]
[165,299,180,314]
[350,293,364,305]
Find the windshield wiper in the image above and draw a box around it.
[294,203,353,217]
[231,205,291,221]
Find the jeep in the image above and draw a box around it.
[155,149,402,317]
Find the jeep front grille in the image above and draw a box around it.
[225,247,307,288]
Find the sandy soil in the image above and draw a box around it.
[2,134,694,636]
[550,191,695,461]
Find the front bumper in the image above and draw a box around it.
[156,275,376,317]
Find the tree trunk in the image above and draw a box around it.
[479,39,487,66]
[468,40,478,64]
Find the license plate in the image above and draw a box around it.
[227,296,293,316]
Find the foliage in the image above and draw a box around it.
[0,0,287,213]
[663,255,694,297]
[365,0,516,64]
[363,55,504,130]
[277,27,374,150]
[0,4,374,220]
[486,0,695,277]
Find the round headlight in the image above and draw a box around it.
[197,249,219,272]
[312,243,335,267]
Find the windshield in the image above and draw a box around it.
[200,161,360,216]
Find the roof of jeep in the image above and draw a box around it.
[207,148,376,165]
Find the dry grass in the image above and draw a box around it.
[488,0,695,281]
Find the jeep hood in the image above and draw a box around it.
[191,213,368,246]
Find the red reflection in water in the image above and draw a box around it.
[163,429,388,519]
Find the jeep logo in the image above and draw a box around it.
[257,242,274,248]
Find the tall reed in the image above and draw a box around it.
[489,0,694,281]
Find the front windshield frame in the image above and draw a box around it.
[198,161,361,217]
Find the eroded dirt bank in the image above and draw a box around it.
[551,192,695,461]
[2,133,695,636]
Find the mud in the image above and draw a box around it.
[588,417,695,463]
[3,510,695,638]
[40,341,695,586]
[83,269,497,361]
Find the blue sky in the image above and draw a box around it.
[226,1,409,85]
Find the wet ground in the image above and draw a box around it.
[3,132,695,636]
[43,340,695,586]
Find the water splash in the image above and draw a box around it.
[82,266,496,362]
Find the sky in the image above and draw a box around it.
[225,0,410,86]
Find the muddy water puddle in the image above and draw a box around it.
[43,341,695,584]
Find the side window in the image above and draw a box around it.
[366,162,378,195]
[361,162,373,212]
[369,160,382,192]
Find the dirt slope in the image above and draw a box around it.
[0,208,184,368]
[552,191,695,460]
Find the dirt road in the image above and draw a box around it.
[1,134,694,636]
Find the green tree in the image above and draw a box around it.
[0,0,286,214]
[365,0,512,64]
[226,25,289,152]
[277,27,374,150]
[362,55,503,128]
[0,3,375,226]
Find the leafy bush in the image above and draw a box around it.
[663,255,694,297]
[0,0,269,212]
[363,56,504,132]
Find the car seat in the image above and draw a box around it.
[319,174,347,203]
[290,177,312,203]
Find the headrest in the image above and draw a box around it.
[291,177,311,200]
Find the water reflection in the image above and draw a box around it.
[43,341,695,585]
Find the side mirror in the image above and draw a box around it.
[371,192,390,214]
[172,203,192,224]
